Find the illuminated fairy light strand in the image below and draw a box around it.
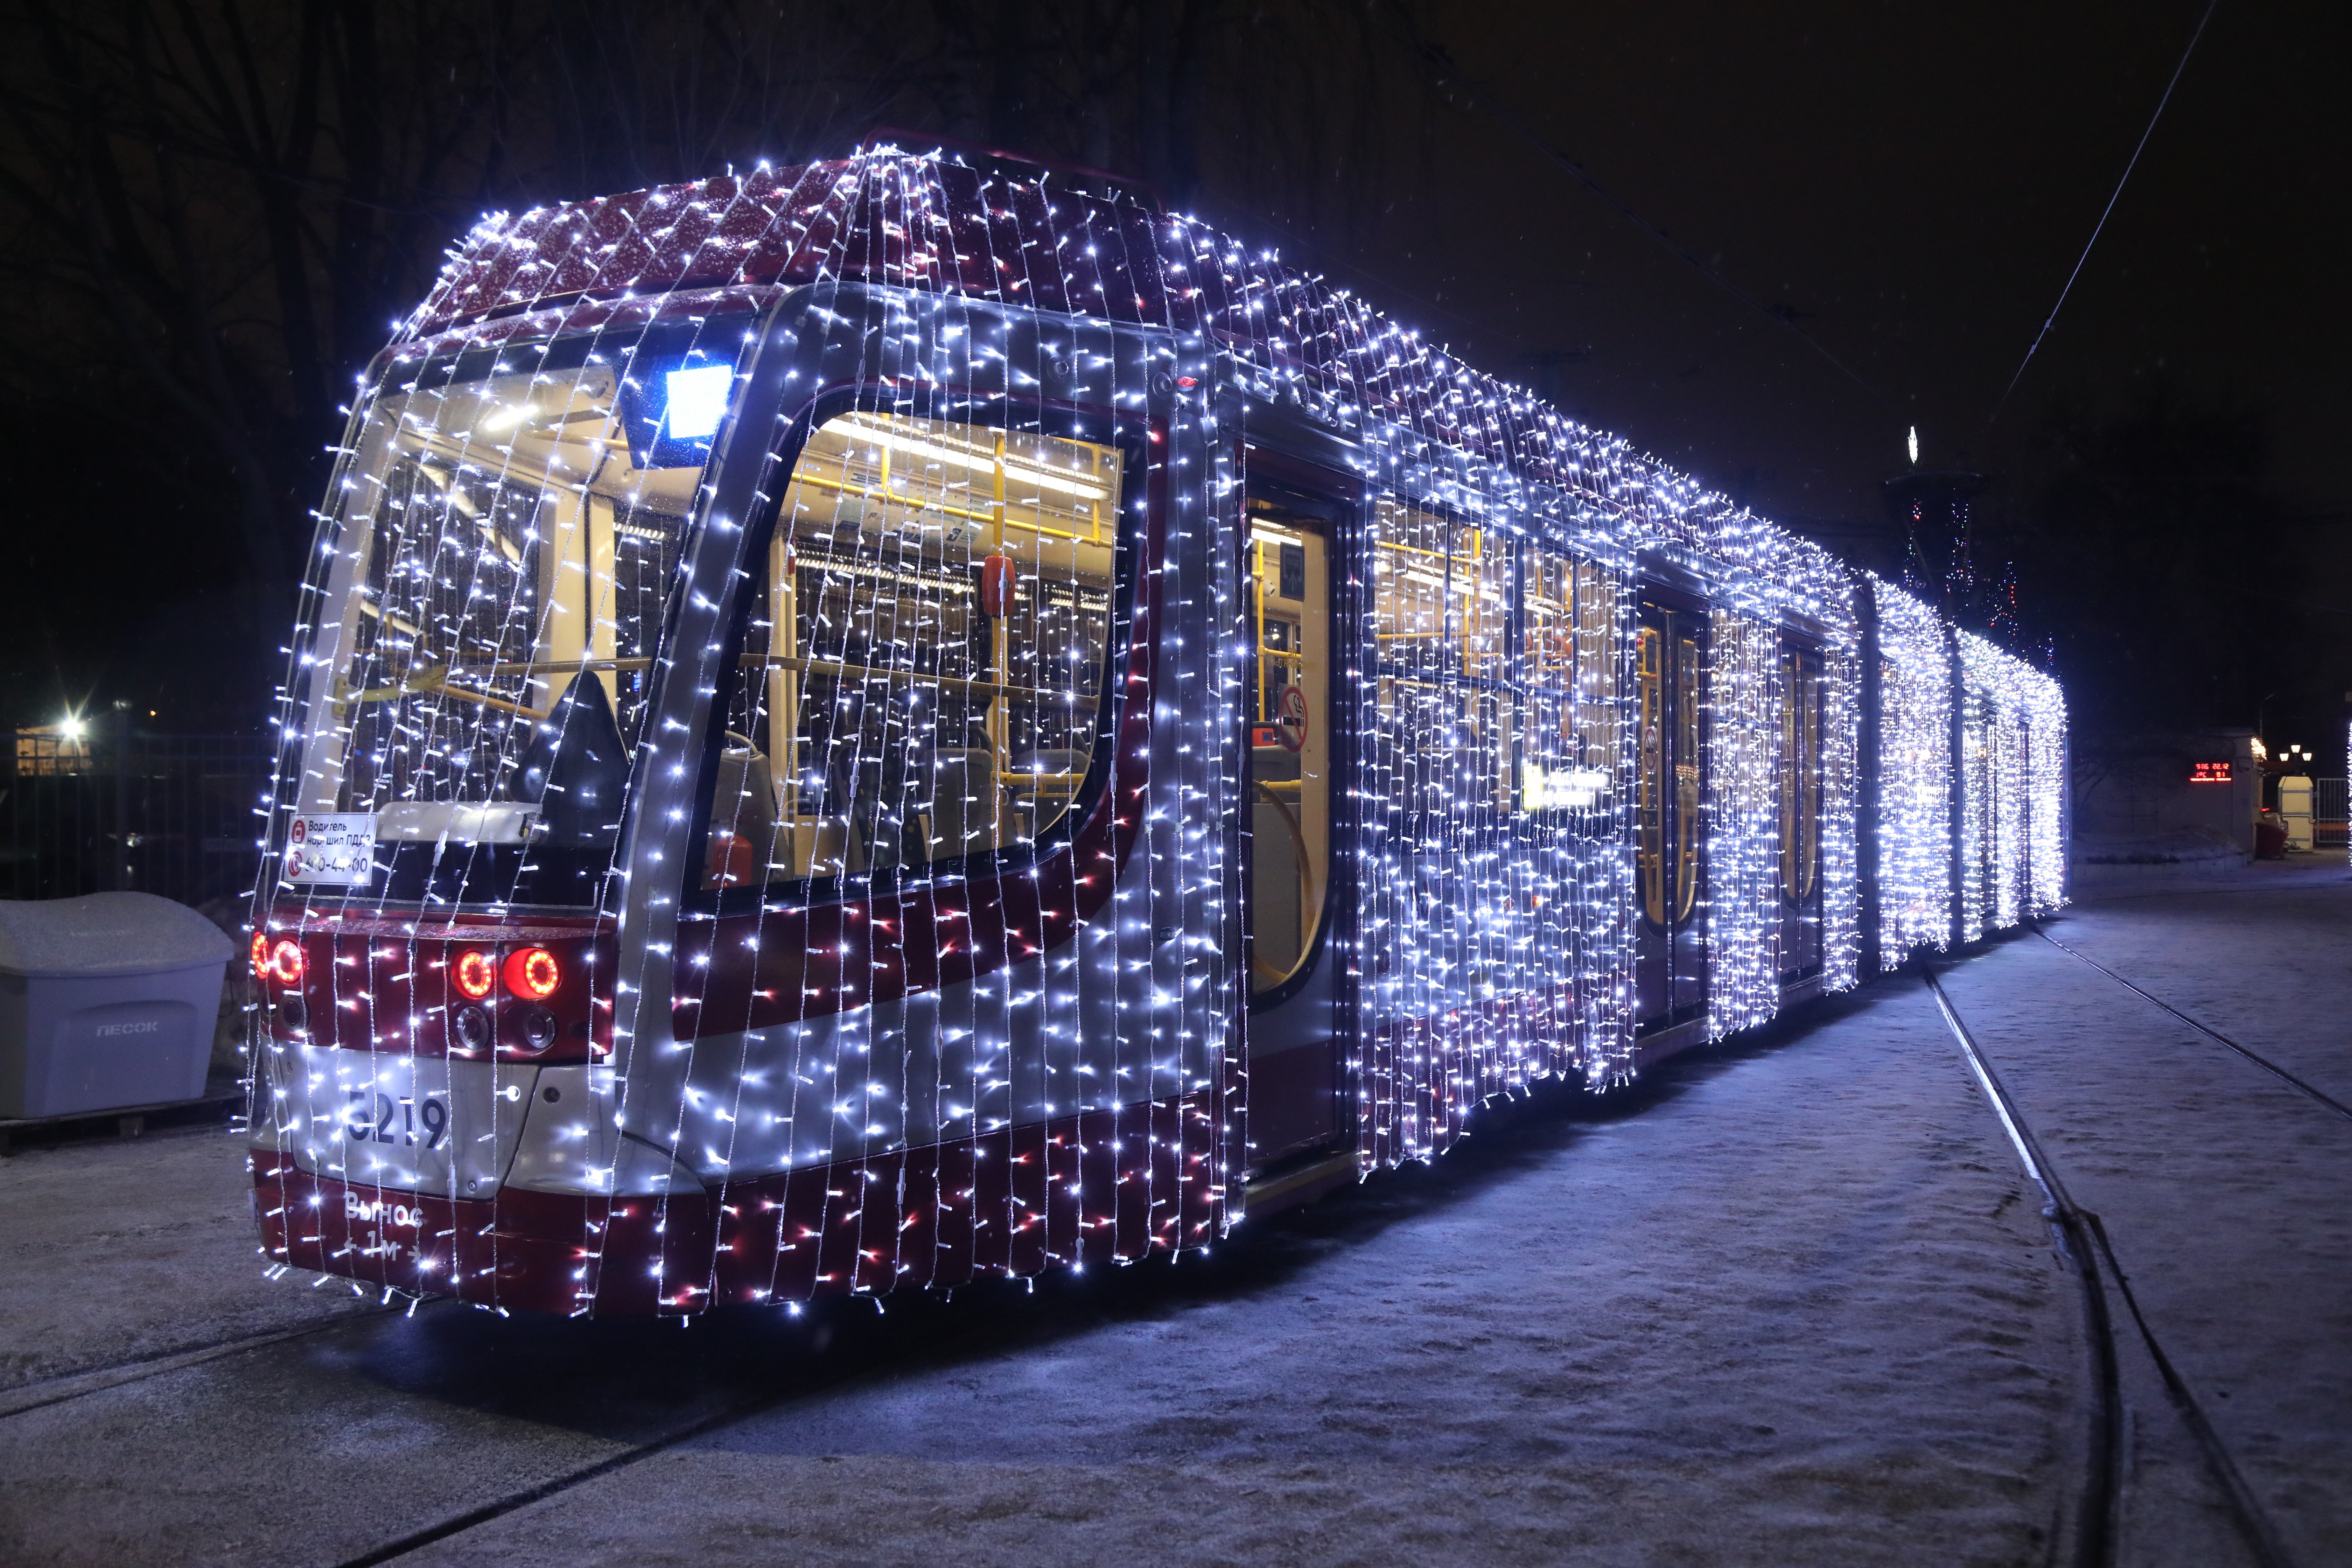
[1870,576,1954,965]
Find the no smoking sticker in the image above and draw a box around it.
[1275,685,1309,752]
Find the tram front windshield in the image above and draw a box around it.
[289,320,748,907]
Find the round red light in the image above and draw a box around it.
[268,939,305,987]
[250,931,272,981]
[452,949,497,1000]
[503,946,561,1001]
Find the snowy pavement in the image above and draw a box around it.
[1934,864,2352,1568]
[2,865,2344,1567]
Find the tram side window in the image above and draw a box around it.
[1636,627,1666,924]
[1777,645,1822,900]
[1674,632,1702,921]
[1371,500,1512,836]
[1801,662,1822,898]
[1519,550,1615,815]
[707,411,1123,887]
[1373,509,1618,838]
[1372,500,1449,849]
[1456,524,1513,813]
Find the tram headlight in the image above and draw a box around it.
[518,1007,559,1053]
[453,949,497,1000]
[452,1004,493,1054]
[503,946,561,1001]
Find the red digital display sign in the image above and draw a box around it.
[2190,761,2232,784]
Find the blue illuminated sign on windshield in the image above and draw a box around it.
[663,363,733,441]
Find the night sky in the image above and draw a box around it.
[1205,0,2344,534]
[0,0,2341,735]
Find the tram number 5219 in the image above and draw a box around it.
[345,1090,449,1149]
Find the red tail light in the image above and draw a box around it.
[503,946,561,1000]
[257,913,606,1063]
[452,949,497,1000]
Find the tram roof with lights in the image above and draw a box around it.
[398,147,1862,633]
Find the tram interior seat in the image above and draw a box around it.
[712,735,779,880]
[1009,745,1088,817]
[719,740,1091,881]
[785,749,991,879]
[1014,747,1089,779]
[927,748,1001,862]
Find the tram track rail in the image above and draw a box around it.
[9,1283,920,1566]
[1925,966,2297,1568]
[323,1284,1074,1568]
[0,1303,402,1421]
[2035,929,2352,1124]
[328,1385,780,1568]
[4,1281,845,1568]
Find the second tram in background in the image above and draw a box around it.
[246,149,2066,1316]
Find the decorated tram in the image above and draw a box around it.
[246,149,2067,1316]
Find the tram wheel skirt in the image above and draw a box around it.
[251,1090,1221,1316]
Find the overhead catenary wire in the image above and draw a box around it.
[1988,0,2222,426]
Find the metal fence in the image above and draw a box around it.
[2316,776,2348,851]
[2,720,274,910]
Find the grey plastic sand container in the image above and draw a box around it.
[0,893,234,1119]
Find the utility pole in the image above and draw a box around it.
[112,700,132,892]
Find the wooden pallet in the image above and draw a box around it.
[0,1087,244,1155]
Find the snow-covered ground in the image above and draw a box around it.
[2,866,2343,1566]
[1937,861,2352,1567]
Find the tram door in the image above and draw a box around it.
[1241,481,1339,1165]
[1634,598,1709,1031]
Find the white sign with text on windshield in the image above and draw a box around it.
[284,813,376,886]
